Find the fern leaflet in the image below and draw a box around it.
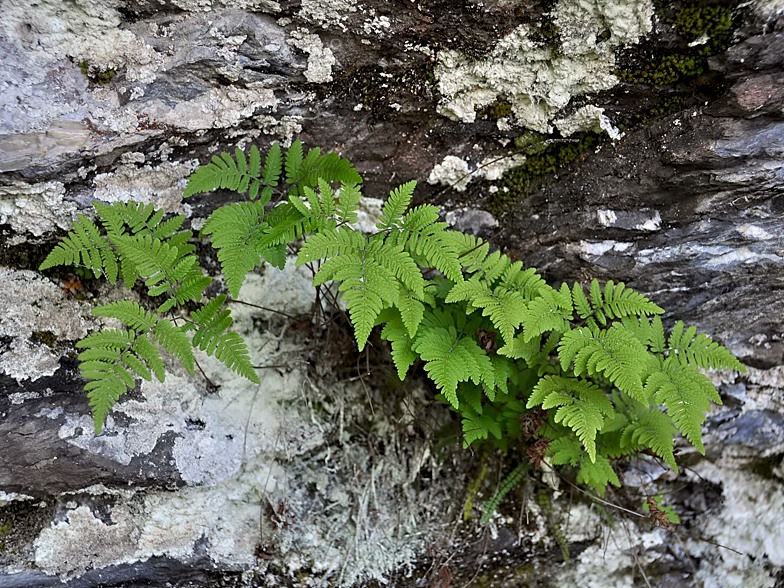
[201,200,269,297]
[644,359,719,453]
[667,321,745,371]
[412,325,494,408]
[190,295,259,383]
[527,375,614,462]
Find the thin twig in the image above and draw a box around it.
[229,298,299,320]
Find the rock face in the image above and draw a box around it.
[2,0,784,586]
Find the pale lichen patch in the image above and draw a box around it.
[288,30,336,83]
[0,181,76,237]
[435,0,654,132]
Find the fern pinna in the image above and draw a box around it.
[41,140,745,507]
[40,201,258,434]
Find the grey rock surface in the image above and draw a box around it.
[1,0,784,586]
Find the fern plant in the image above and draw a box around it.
[41,140,745,509]
[40,142,361,434]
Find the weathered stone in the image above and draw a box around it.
[2,0,784,586]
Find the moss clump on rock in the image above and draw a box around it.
[674,4,733,41]
[492,131,605,211]
[529,12,564,59]
[30,330,58,348]
[78,60,116,85]
[617,0,736,86]
[617,52,705,85]
[478,97,514,120]
[328,60,440,118]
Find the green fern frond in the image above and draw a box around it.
[441,231,489,270]
[621,408,678,470]
[153,216,187,241]
[619,315,667,353]
[153,319,195,375]
[113,234,179,292]
[497,333,543,367]
[667,321,746,371]
[183,150,247,197]
[462,409,502,446]
[255,203,310,250]
[521,283,574,342]
[316,178,336,217]
[559,326,648,403]
[549,436,582,466]
[490,355,513,395]
[480,462,527,523]
[368,235,425,298]
[76,329,137,351]
[499,265,547,301]
[401,204,440,231]
[299,228,424,348]
[377,181,417,229]
[527,375,614,462]
[474,251,511,285]
[578,454,621,496]
[249,144,262,179]
[300,151,363,189]
[76,327,160,434]
[319,252,397,349]
[283,141,361,191]
[39,213,117,281]
[459,383,485,414]
[190,295,260,383]
[173,270,212,305]
[261,142,282,187]
[395,283,426,338]
[259,244,286,270]
[298,225,362,266]
[284,139,304,184]
[380,310,418,380]
[84,369,127,435]
[579,279,664,326]
[96,201,158,237]
[412,326,494,408]
[644,360,719,453]
[446,279,526,344]
[399,221,464,283]
[201,200,268,297]
[337,182,361,224]
[92,301,157,332]
[131,336,165,382]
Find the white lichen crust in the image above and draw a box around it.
[435,0,654,132]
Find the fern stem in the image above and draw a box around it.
[228,298,299,321]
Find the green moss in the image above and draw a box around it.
[596,28,612,43]
[529,13,563,59]
[0,233,59,271]
[478,97,513,120]
[674,4,733,41]
[616,94,686,131]
[331,60,440,117]
[31,330,58,348]
[492,131,605,211]
[617,0,737,87]
[617,52,704,85]
[78,60,116,85]
[0,499,56,563]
